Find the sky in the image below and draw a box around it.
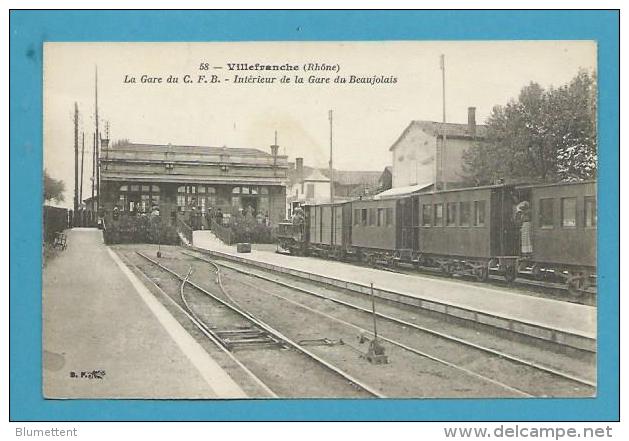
[43,41,596,208]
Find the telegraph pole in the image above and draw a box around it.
[94,66,100,212]
[328,110,334,204]
[80,132,85,208]
[91,132,95,204]
[440,54,448,190]
[73,102,79,223]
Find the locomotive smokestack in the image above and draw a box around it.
[468,107,476,136]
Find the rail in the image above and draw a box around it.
[177,218,194,246]
[210,218,233,245]
[136,251,384,398]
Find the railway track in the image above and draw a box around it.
[306,254,596,305]
[183,250,596,398]
[126,250,383,398]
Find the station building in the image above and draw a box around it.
[99,140,288,228]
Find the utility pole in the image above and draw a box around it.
[73,102,79,223]
[440,54,448,191]
[94,66,100,212]
[80,132,85,208]
[91,132,95,204]
[328,109,334,204]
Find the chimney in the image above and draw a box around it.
[296,157,304,182]
[467,107,476,136]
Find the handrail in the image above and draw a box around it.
[210,218,233,245]
[177,218,194,246]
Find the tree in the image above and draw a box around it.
[44,169,65,203]
[462,70,597,185]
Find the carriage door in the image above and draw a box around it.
[492,187,518,256]
[397,198,413,249]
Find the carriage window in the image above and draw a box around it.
[119,185,128,192]
[459,201,471,226]
[386,207,393,226]
[473,200,486,226]
[446,202,457,226]
[585,196,597,227]
[422,204,432,227]
[369,208,376,226]
[151,185,160,193]
[561,197,577,228]
[361,209,368,226]
[130,184,140,192]
[433,204,443,226]
[539,198,554,228]
[377,208,385,226]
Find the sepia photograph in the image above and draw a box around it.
[41,41,598,400]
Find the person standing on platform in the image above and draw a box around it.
[516,201,532,257]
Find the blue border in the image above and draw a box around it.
[10,10,619,421]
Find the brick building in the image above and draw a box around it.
[99,141,288,228]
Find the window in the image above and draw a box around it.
[561,197,577,227]
[446,202,457,226]
[422,204,432,226]
[119,183,159,212]
[198,186,206,194]
[369,208,376,225]
[585,196,597,227]
[474,200,486,226]
[306,183,315,198]
[459,201,471,226]
[385,207,393,226]
[361,208,368,226]
[377,208,385,226]
[261,187,269,195]
[177,195,186,211]
[433,204,443,226]
[539,198,554,228]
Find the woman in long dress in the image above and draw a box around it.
[517,201,533,256]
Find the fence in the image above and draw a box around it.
[43,205,70,243]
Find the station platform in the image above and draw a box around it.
[192,231,597,352]
[43,228,247,399]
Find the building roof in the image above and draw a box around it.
[109,142,272,157]
[373,181,433,199]
[304,169,330,182]
[324,170,381,186]
[103,142,288,168]
[389,120,488,151]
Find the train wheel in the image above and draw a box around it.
[566,272,587,296]
[475,265,489,282]
[441,263,453,277]
[504,265,517,283]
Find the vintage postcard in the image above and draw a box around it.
[42,41,598,400]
